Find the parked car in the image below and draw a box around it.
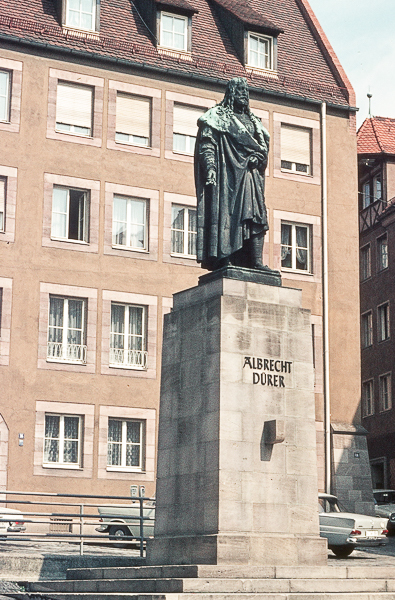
[0,507,26,538]
[96,501,155,544]
[373,489,395,535]
[319,493,388,557]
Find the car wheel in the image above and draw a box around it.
[331,545,354,558]
[109,525,132,547]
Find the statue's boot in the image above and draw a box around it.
[251,232,270,270]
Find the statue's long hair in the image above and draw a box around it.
[218,77,252,117]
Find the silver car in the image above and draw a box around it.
[319,493,388,557]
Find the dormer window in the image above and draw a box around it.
[159,12,188,51]
[247,32,274,71]
[65,0,97,32]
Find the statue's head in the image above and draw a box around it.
[221,77,250,111]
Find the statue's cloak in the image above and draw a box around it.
[195,105,269,270]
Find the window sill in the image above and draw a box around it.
[112,245,148,254]
[246,66,277,78]
[46,358,87,365]
[51,237,89,245]
[379,408,392,413]
[378,339,390,344]
[281,169,311,177]
[106,466,145,473]
[281,268,313,276]
[109,363,147,371]
[172,150,194,157]
[42,463,82,470]
[62,26,99,38]
[157,47,192,61]
[170,252,196,260]
[55,129,93,140]
[377,267,389,274]
[115,140,151,150]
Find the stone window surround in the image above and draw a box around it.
[165,91,216,163]
[107,81,161,157]
[101,290,158,379]
[379,371,392,412]
[0,277,12,367]
[362,379,374,417]
[34,400,94,478]
[361,309,373,349]
[47,68,104,147]
[273,112,321,185]
[104,182,159,261]
[42,173,100,253]
[0,166,17,244]
[272,210,321,282]
[38,282,97,374]
[377,301,390,343]
[0,57,22,134]
[163,192,199,267]
[98,405,156,481]
[360,242,371,281]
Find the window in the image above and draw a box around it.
[377,235,388,271]
[56,82,93,136]
[112,196,148,251]
[247,33,273,70]
[373,173,382,201]
[361,311,373,348]
[362,182,371,209]
[281,222,311,272]
[159,12,188,51]
[0,177,5,233]
[107,418,144,470]
[379,373,391,412]
[0,70,10,123]
[281,125,311,175]
[65,0,96,31]
[44,414,82,466]
[47,296,87,363]
[360,244,371,280]
[173,104,203,155]
[362,380,374,416]
[110,303,147,369]
[171,204,197,257]
[378,302,390,342]
[115,93,151,147]
[51,186,89,242]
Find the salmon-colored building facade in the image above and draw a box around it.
[0,0,367,511]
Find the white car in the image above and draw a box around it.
[96,501,155,543]
[319,493,388,557]
[0,508,26,537]
[373,489,395,535]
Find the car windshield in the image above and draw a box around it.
[319,497,342,513]
[374,491,395,505]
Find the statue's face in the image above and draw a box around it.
[233,81,249,108]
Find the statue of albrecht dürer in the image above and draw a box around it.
[194,77,270,271]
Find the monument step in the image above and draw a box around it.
[28,577,395,595]
[7,592,395,600]
[65,564,395,581]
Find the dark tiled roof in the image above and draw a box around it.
[0,0,353,108]
[357,117,395,155]
[209,0,281,32]
[156,0,198,13]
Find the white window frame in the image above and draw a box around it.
[280,221,311,273]
[107,418,145,472]
[65,0,96,32]
[47,296,87,364]
[362,181,371,209]
[373,173,382,201]
[112,195,148,252]
[379,373,392,412]
[172,104,205,156]
[159,12,188,52]
[51,186,89,243]
[377,234,388,272]
[378,302,390,342]
[361,310,373,349]
[362,379,374,417]
[171,204,197,258]
[43,413,82,468]
[55,81,93,137]
[280,124,311,175]
[247,32,273,71]
[360,244,371,281]
[109,303,147,370]
[0,70,10,123]
[115,93,151,147]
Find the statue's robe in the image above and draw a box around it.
[195,105,269,270]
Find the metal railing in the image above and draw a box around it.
[109,348,148,368]
[47,342,87,363]
[0,490,155,556]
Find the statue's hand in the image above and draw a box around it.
[206,168,217,186]
[248,156,259,169]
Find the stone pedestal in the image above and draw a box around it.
[147,269,327,566]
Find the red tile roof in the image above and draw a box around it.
[210,0,281,32]
[357,117,395,156]
[0,0,353,109]
[156,0,198,13]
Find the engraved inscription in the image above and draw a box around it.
[243,356,293,387]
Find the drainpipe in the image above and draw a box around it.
[321,101,331,494]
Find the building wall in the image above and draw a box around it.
[0,45,360,501]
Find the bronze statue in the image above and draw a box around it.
[195,77,270,271]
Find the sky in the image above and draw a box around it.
[307,0,395,128]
